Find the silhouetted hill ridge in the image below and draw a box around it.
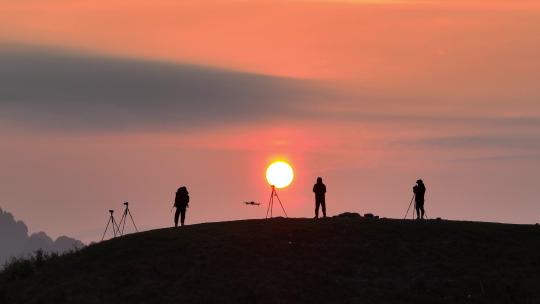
[1,217,539,304]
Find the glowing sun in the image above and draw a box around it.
[266,161,294,189]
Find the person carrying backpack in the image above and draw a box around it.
[174,186,190,227]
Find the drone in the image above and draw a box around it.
[243,201,260,206]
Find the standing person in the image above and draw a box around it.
[413,179,426,220]
[174,186,190,227]
[313,177,327,218]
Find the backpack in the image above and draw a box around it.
[175,187,190,207]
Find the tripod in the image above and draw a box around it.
[118,202,138,235]
[266,185,288,218]
[404,195,429,220]
[101,210,121,241]
[404,194,415,219]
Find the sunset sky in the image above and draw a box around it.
[1,0,539,242]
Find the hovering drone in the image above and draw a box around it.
[243,201,260,206]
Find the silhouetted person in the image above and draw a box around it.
[413,179,426,219]
[174,186,190,227]
[313,177,327,218]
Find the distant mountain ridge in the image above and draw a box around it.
[0,208,84,266]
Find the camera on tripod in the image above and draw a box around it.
[101,202,138,241]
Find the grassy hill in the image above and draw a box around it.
[1,216,540,303]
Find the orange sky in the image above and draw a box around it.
[1,1,538,79]
[0,0,539,242]
[2,0,538,114]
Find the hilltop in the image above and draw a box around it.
[1,216,539,303]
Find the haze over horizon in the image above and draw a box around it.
[1,0,539,243]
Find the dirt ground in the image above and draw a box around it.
[2,216,540,303]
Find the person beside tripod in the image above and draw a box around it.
[413,179,426,220]
[313,177,327,219]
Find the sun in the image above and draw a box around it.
[266,161,294,189]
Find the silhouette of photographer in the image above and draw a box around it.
[413,179,426,220]
[174,186,190,227]
[313,177,327,218]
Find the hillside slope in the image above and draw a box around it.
[1,217,539,303]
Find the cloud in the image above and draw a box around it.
[0,45,330,131]
[2,44,538,136]
[446,153,540,162]
[0,208,84,266]
[405,134,540,150]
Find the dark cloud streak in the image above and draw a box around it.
[0,45,328,131]
[1,45,539,134]
[405,134,540,150]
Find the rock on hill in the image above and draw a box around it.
[1,217,539,303]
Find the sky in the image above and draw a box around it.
[0,0,539,243]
